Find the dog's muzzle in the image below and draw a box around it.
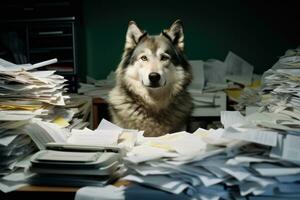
[148,72,162,88]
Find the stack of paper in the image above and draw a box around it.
[260,47,300,131]
[24,119,136,187]
[0,58,71,192]
[0,58,67,175]
[78,72,116,100]
[188,52,255,119]
[0,58,69,120]
[0,58,68,104]
[41,94,92,130]
[0,119,130,192]
[0,58,92,132]
[121,110,300,199]
[28,148,122,187]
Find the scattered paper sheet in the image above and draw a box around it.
[223,126,278,146]
[188,60,205,93]
[75,185,125,200]
[221,111,245,128]
[225,51,254,85]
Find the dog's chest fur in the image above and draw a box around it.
[109,87,192,137]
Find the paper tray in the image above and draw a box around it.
[30,149,120,169]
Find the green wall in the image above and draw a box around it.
[82,0,299,80]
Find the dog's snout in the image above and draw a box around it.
[149,72,161,83]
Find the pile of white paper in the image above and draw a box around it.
[0,58,68,106]
[0,118,129,192]
[78,71,116,100]
[0,58,68,175]
[0,58,91,130]
[187,52,254,120]
[260,47,300,132]
[120,48,300,199]
[0,58,72,192]
[121,111,300,199]
[189,51,254,93]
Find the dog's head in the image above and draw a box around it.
[116,20,192,103]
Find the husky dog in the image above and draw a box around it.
[108,20,193,137]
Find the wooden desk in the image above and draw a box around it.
[18,185,78,192]
[1,180,130,199]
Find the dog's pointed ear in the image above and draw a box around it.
[125,21,146,49]
[163,19,184,51]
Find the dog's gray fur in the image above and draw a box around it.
[108,20,193,137]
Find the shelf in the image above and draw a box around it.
[45,65,74,72]
[30,47,73,53]
[0,17,78,93]
[30,33,73,38]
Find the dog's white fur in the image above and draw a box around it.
[108,20,193,137]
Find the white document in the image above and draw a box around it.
[0,135,18,146]
[225,51,254,85]
[221,111,245,129]
[204,59,227,85]
[275,174,300,183]
[282,134,300,162]
[202,166,229,178]
[0,58,57,72]
[122,174,190,194]
[125,145,178,164]
[0,58,30,72]
[252,163,300,176]
[192,93,215,105]
[147,131,207,155]
[194,127,231,146]
[269,133,284,159]
[118,130,140,150]
[130,164,172,176]
[24,120,68,149]
[150,161,224,187]
[188,60,205,92]
[245,106,259,116]
[219,166,251,181]
[226,155,280,166]
[223,127,278,147]
[68,128,120,146]
[96,118,123,132]
[0,179,28,193]
[239,181,263,196]
[246,175,276,188]
[3,171,34,182]
[75,185,125,200]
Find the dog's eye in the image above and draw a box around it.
[161,55,170,61]
[140,56,148,61]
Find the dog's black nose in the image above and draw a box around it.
[149,72,161,83]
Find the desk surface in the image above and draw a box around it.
[0,181,130,200]
[17,180,130,192]
[18,185,78,192]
